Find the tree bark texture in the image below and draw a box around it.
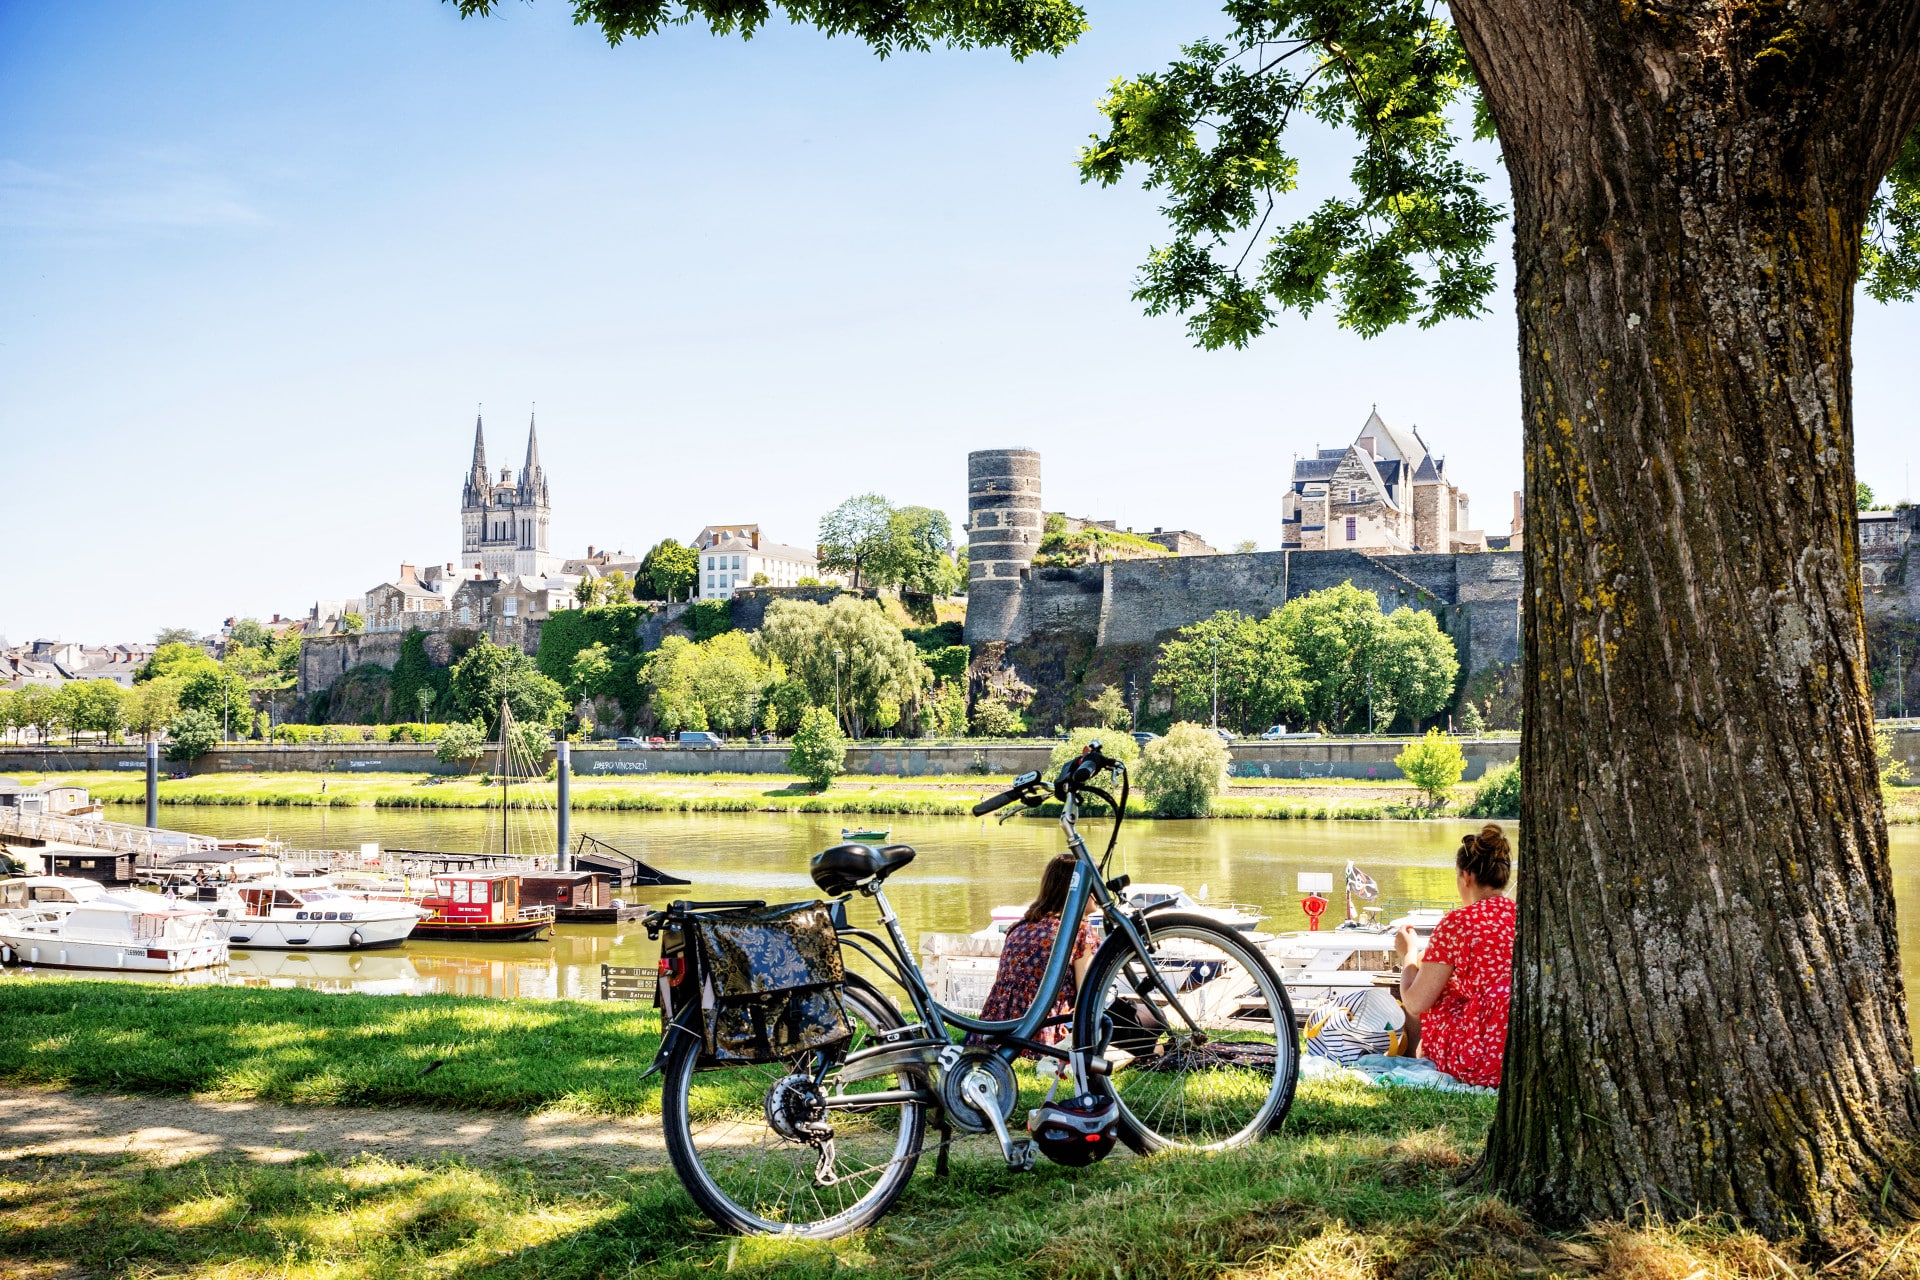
[1448,0,1920,1233]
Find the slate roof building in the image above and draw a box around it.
[692,525,819,599]
[1280,409,1486,554]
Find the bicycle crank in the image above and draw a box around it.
[958,1067,1037,1172]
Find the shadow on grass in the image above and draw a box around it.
[0,980,662,1115]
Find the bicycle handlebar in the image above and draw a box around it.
[971,770,1043,817]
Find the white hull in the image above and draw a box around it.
[0,932,225,972]
[212,914,417,950]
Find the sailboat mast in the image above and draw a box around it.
[499,697,512,864]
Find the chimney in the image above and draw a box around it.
[588,545,596,558]
[751,530,760,549]
[399,562,418,586]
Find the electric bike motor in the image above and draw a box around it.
[1027,1093,1120,1167]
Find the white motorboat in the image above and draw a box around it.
[0,875,109,913]
[0,894,227,972]
[1119,883,1266,932]
[211,877,426,950]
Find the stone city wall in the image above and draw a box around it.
[968,548,1525,677]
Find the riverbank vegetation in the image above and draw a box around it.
[49,769,1483,820]
[1,986,1906,1279]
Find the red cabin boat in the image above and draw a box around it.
[412,874,555,942]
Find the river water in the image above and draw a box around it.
[25,806,1912,1034]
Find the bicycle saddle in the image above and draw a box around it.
[809,843,917,895]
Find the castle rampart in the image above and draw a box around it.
[967,546,1523,677]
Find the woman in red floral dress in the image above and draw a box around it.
[971,853,1099,1050]
[1392,823,1516,1088]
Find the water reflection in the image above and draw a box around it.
[27,805,1911,1038]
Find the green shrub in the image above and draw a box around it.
[926,644,971,681]
[1085,685,1131,730]
[687,598,733,643]
[787,706,847,790]
[920,680,967,737]
[435,721,487,772]
[968,695,1026,738]
[1137,721,1229,817]
[1876,722,1911,785]
[1048,726,1141,774]
[1395,728,1467,808]
[164,708,220,762]
[765,678,814,735]
[902,621,965,652]
[1456,701,1486,736]
[1462,760,1519,818]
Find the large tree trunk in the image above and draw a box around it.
[1448,0,1920,1234]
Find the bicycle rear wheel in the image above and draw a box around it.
[1074,912,1298,1153]
[661,975,927,1237]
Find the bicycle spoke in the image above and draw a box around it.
[669,983,926,1236]
[1086,919,1296,1151]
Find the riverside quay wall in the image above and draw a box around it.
[965,547,1525,678]
[2,738,1528,781]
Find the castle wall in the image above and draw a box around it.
[973,547,1524,676]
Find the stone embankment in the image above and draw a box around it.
[0,737,1526,781]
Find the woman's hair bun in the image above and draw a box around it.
[1458,822,1512,890]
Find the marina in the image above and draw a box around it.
[0,803,1914,1036]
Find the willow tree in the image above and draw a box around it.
[1081,0,1920,1235]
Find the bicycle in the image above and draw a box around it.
[643,742,1299,1238]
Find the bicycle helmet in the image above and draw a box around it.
[1027,1092,1119,1167]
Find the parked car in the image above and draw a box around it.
[615,736,645,749]
[1258,725,1289,740]
[1131,731,1159,748]
[647,736,667,748]
[1214,728,1234,744]
[678,731,724,749]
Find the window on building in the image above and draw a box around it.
[1348,488,1358,503]
[731,555,741,570]
[504,598,518,617]
[1346,517,1358,541]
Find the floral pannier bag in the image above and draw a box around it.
[657,901,852,1065]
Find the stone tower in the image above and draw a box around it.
[963,448,1042,644]
[459,412,556,580]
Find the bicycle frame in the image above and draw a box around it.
[825,788,1206,1101]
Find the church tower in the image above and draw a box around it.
[458,411,556,580]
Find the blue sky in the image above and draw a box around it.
[3,0,1916,643]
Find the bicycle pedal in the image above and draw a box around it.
[1007,1140,1038,1172]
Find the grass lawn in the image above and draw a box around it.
[1,980,1913,1277]
[0,977,663,1115]
[38,769,1488,820]
[4,1077,1908,1278]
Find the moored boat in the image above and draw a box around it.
[210,876,426,950]
[0,875,109,913]
[841,826,892,843]
[411,873,555,941]
[0,894,226,972]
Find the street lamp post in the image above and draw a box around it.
[834,648,845,734]
[1366,673,1375,735]
[1210,633,1220,731]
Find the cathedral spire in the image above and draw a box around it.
[464,408,491,507]
[520,408,547,506]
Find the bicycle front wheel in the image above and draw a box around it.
[1074,912,1298,1153]
[661,975,927,1238]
